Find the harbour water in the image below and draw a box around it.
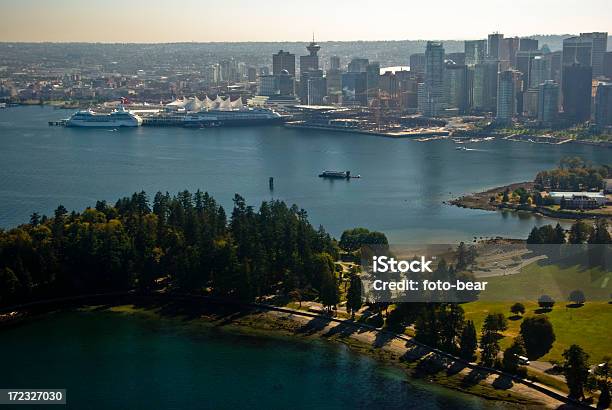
[1,105,609,243]
[0,310,506,409]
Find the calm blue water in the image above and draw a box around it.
[0,105,609,242]
[0,311,503,409]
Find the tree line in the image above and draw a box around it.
[0,191,339,307]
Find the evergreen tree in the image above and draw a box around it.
[346,273,363,319]
[459,320,478,361]
[562,344,590,399]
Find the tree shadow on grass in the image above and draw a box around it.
[372,331,395,349]
[446,361,467,376]
[460,368,489,388]
[491,374,513,390]
[412,354,446,379]
[534,308,553,314]
[508,314,523,321]
[565,303,584,308]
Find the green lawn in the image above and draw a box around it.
[463,260,611,363]
[479,262,611,302]
[463,300,611,363]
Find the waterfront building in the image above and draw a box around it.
[465,40,487,65]
[330,55,341,71]
[562,63,592,123]
[278,70,295,96]
[496,69,521,123]
[258,75,278,96]
[444,62,469,113]
[366,62,380,98]
[300,69,324,103]
[487,33,504,60]
[409,53,426,77]
[419,41,446,117]
[307,75,327,105]
[538,80,559,125]
[341,71,367,106]
[523,88,539,118]
[473,61,499,112]
[595,83,612,129]
[273,50,296,76]
[519,38,539,52]
[300,37,321,73]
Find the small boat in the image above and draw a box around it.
[455,146,468,151]
[318,170,360,179]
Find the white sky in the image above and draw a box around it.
[0,0,610,42]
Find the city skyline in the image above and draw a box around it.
[1,0,611,43]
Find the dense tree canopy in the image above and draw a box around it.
[0,191,339,307]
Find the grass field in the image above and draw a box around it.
[463,261,611,364]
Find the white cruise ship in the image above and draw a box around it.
[66,106,142,127]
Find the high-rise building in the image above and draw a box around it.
[530,56,550,89]
[465,40,487,65]
[549,51,563,83]
[594,83,612,129]
[502,37,520,67]
[523,88,539,118]
[519,38,539,52]
[538,80,559,125]
[562,36,593,68]
[330,56,341,71]
[409,53,426,77]
[278,70,295,96]
[419,41,446,117]
[444,62,469,113]
[579,32,608,77]
[258,75,278,96]
[516,50,543,89]
[488,33,504,60]
[473,61,499,112]
[299,69,323,103]
[247,67,257,83]
[496,69,521,123]
[307,75,326,105]
[605,52,612,79]
[562,64,593,123]
[348,58,369,73]
[446,52,466,66]
[341,71,367,106]
[366,62,381,97]
[300,37,321,73]
[273,50,296,76]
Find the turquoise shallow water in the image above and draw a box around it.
[0,311,507,409]
[0,105,609,242]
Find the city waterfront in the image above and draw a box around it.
[1,106,610,242]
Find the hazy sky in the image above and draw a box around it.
[1,0,610,42]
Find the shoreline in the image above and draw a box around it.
[1,295,571,408]
[447,181,612,221]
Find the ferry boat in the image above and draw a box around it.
[182,107,283,127]
[318,170,360,179]
[66,106,143,127]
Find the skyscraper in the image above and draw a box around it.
[496,70,520,123]
[516,50,543,89]
[530,56,550,89]
[300,37,321,73]
[594,83,612,129]
[538,80,559,125]
[465,40,486,65]
[444,62,469,113]
[409,53,426,77]
[579,32,608,77]
[562,64,593,123]
[519,38,539,52]
[341,71,367,106]
[605,52,612,79]
[420,41,445,117]
[488,33,504,60]
[348,58,369,73]
[330,56,341,71]
[366,62,381,97]
[273,50,296,76]
[502,37,520,67]
[473,61,499,112]
[562,36,593,69]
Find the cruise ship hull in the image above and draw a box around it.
[66,121,141,128]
